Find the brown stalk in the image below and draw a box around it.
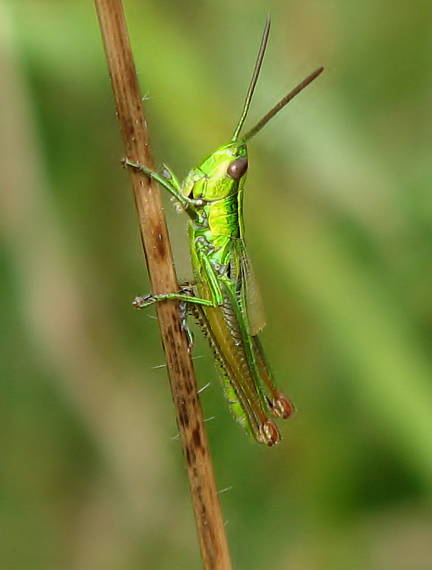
[94,2,232,568]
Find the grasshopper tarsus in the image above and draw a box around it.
[133,294,152,309]
[259,420,281,447]
[269,394,296,419]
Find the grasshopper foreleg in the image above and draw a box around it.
[123,158,183,202]
[124,158,204,210]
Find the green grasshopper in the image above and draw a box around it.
[127,19,323,446]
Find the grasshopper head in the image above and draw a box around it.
[182,141,248,202]
[192,141,248,201]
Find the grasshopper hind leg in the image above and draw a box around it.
[190,294,282,446]
[252,336,295,419]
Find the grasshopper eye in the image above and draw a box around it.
[227,157,248,180]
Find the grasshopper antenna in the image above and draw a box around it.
[243,66,324,141]
[231,16,271,142]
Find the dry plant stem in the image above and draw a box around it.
[94,1,232,569]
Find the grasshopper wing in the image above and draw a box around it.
[235,239,267,336]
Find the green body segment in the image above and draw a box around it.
[188,143,265,441]
[182,141,293,445]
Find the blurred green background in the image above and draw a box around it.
[1,1,432,569]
